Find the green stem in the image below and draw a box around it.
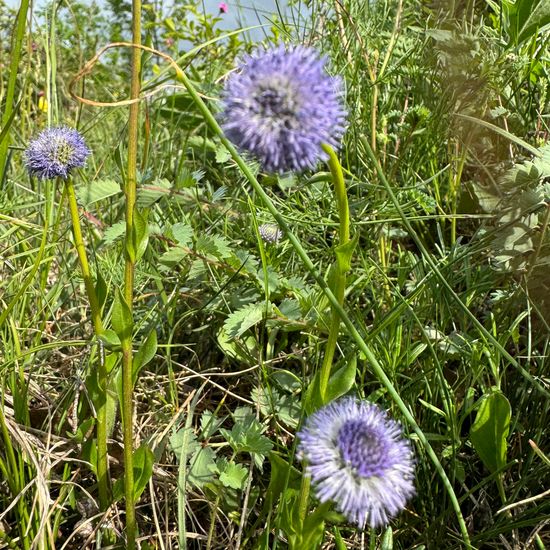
[173,65,472,549]
[318,144,350,404]
[122,0,142,546]
[65,177,110,512]
[297,472,311,524]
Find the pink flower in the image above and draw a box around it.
[218,2,228,14]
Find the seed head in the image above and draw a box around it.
[297,397,415,528]
[220,45,346,173]
[24,126,90,180]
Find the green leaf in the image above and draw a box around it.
[134,208,149,262]
[199,410,226,439]
[81,436,98,475]
[219,461,248,490]
[265,453,301,510]
[133,330,157,384]
[220,408,273,466]
[98,329,121,352]
[112,444,155,502]
[470,388,511,472]
[171,222,193,247]
[334,232,359,273]
[169,426,200,461]
[133,444,155,501]
[159,247,187,267]
[76,179,121,206]
[188,446,217,488]
[196,234,232,260]
[102,220,126,244]
[215,143,232,164]
[325,354,357,403]
[112,288,133,343]
[224,302,269,339]
[137,178,172,208]
[71,417,95,443]
[304,355,356,413]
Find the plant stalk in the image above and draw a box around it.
[318,144,350,404]
[65,177,109,511]
[122,0,142,545]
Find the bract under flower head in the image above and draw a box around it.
[24,126,90,180]
[220,44,346,174]
[297,397,415,528]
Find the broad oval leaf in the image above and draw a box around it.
[470,388,511,472]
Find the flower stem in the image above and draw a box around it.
[65,177,110,512]
[122,0,142,545]
[318,144,350,404]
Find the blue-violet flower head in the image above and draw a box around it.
[220,44,346,174]
[297,397,415,528]
[24,126,90,180]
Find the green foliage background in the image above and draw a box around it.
[0,0,549,548]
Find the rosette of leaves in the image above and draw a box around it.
[477,143,550,320]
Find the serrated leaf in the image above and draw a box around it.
[102,220,126,244]
[76,179,121,206]
[470,388,511,473]
[171,222,193,247]
[224,302,269,339]
[200,410,226,439]
[219,461,248,490]
[220,414,273,457]
[215,144,232,164]
[137,178,172,208]
[159,247,187,267]
[196,234,232,260]
[277,298,301,320]
[188,446,218,488]
[170,426,200,460]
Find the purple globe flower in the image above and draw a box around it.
[297,397,415,528]
[24,126,90,180]
[220,45,346,174]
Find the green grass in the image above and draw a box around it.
[1,0,549,548]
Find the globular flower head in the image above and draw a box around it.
[297,397,415,528]
[218,2,228,13]
[24,126,90,180]
[220,44,346,174]
[258,223,283,243]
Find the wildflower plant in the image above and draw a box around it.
[298,397,415,528]
[24,126,111,520]
[220,45,347,174]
